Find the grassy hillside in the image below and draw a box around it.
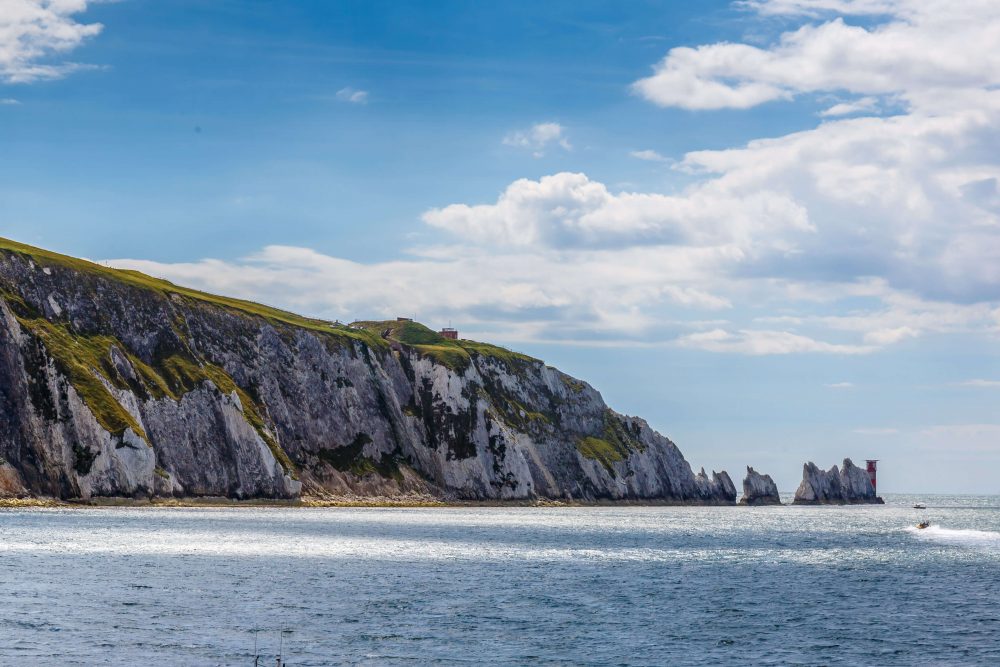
[0,237,536,372]
[0,237,379,347]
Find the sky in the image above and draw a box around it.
[2,0,1000,493]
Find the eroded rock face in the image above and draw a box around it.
[739,466,781,505]
[793,458,883,505]
[0,243,736,504]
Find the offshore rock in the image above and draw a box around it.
[0,239,736,504]
[739,466,781,505]
[793,458,884,505]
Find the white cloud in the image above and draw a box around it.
[422,171,811,249]
[819,96,879,117]
[633,1,1000,111]
[863,325,919,345]
[0,98,21,105]
[101,1,1000,357]
[738,0,902,16]
[958,379,1000,388]
[0,0,103,83]
[502,122,571,158]
[827,381,854,388]
[853,427,899,435]
[675,328,873,355]
[630,149,670,162]
[335,87,369,104]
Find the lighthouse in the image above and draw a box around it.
[866,460,878,493]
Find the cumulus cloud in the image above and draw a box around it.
[422,171,812,249]
[103,0,1000,356]
[107,243,740,349]
[633,1,1000,111]
[502,122,571,157]
[335,87,369,104]
[0,0,103,83]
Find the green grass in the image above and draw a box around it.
[1,238,541,374]
[457,340,536,367]
[0,237,545,476]
[576,436,627,473]
[12,312,149,442]
[351,320,538,372]
[0,237,377,349]
[575,409,646,474]
[5,290,296,476]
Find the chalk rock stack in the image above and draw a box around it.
[739,466,781,505]
[793,458,884,505]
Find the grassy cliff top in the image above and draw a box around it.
[350,320,539,371]
[0,237,536,369]
[0,237,340,332]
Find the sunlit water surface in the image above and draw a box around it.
[1,494,999,665]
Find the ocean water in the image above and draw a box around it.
[1,495,998,666]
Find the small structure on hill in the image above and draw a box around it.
[439,327,458,339]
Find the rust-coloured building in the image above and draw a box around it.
[440,327,458,340]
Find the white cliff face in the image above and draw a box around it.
[793,458,883,505]
[739,466,781,505]
[0,246,735,504]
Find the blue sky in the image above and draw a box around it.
[3,0,1000,492]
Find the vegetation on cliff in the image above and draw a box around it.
[0,236,734,504]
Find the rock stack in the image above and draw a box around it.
[739,466,781,505]
[793,458,884,504]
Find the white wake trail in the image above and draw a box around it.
[907,525,1000,548]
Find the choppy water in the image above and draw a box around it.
[1,495,998,666]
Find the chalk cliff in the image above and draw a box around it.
[0,238,736,504]
[739,466,781,505]
[793,458,883,505]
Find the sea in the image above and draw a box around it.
[0,494,998,666]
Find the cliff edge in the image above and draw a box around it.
[0,238,735,504]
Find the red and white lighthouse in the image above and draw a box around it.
[866,460,878,493]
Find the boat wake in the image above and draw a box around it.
[907,525,1000,548]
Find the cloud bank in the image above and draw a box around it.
[107,0,1000,355]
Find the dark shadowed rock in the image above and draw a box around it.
[739,466,781,505]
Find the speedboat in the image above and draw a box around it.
[913,503,926,509]
[916,520,931,529]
